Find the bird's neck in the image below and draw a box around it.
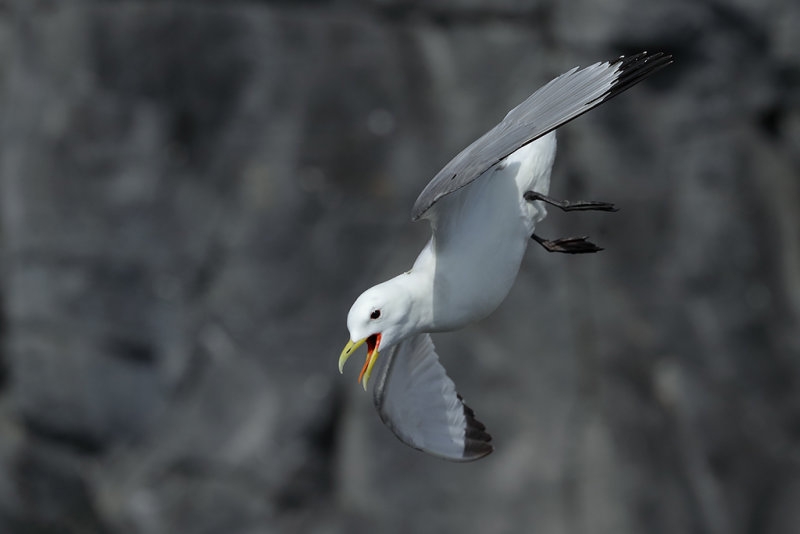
[383,268,434,336]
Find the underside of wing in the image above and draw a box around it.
[411,51,672,221]
[372,333,492,461]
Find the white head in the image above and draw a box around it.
[338,276,417,389]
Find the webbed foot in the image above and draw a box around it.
[531,233,604,254]
[524,191,618,212]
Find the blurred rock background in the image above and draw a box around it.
[0,0,798,533]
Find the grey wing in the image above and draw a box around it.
[372,333,492,461]
[411,51,672,220]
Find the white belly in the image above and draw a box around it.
[421,132,556,331]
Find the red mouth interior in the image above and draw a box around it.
[366,334,380,354]
[358,333,383,384]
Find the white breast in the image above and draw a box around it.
[417,132,557,331]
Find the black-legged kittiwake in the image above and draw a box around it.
[339,52,672,461]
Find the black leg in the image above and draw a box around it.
[524,191,618,212]
[532,233,604,254]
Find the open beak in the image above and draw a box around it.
[339,333,382,391]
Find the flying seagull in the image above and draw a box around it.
[339,52,672,461]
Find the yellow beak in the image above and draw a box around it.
[339,338,366,373]
[339,334,382,391]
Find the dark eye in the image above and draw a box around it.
[370,309,381,320]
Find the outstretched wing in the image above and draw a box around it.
[372,333,492,461]
[411,51,672,220]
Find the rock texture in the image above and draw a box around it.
[1,1,799,533]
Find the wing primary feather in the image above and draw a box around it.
[458,393,493,459]
[602,51,672,102]
[411,51,672,221]
[372,334,493,461]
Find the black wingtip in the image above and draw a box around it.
[461,400,494,460]
[603,51,673,102]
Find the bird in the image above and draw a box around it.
[338,52,672,461]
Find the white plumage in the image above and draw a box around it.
[339,52,671,461]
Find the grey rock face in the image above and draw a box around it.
[0,1,798,533]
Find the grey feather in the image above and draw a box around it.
[373,333,492,461]
[411,51,672,221]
